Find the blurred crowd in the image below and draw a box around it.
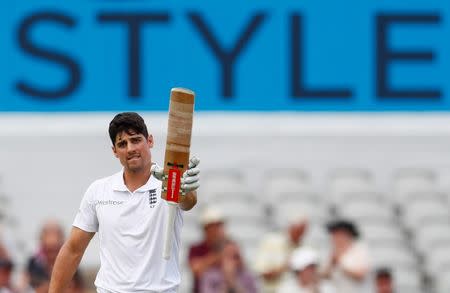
[187,206,394,293]
[0,209,395,293]
[0,220,84,293]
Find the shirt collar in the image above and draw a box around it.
[112,170,159,192]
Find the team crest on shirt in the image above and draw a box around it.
[148,188,157,208]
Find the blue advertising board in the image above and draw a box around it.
[0,0,448,111]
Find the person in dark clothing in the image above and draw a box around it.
[189,206,227,293]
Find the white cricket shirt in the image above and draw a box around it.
[73,170,183,293]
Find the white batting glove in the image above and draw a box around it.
[150,163,165,181]
[181,156,200,194]
[150,157,200,194]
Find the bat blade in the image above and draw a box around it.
[162,88,195,260]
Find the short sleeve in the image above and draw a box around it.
[73,182,99,232]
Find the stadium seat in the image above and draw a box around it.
[394,190,446,206]
[393,167,436,183]
[227,221,269,248]
[435,270,450,293]
[274,201,329,227]
[202,191,257,206]
[436,280,450,293]
[265,168,309,185]
[328,168,373,195]
[392,268,423,293]
[273,191,321,204]
[371,246,419,270]
[214,197,265,224]
[264,168,313,204]
[424,247,450,276]
[401,199,450,229]
[360,223,406,248]
[414,223,450,255]
[336,201,396,224]
[201,169,248,194]
[331,190,384,206]
[393,168,437,202]
[394,285,422,293]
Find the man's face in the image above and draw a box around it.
[41,227,64,263]
[331,229,352,252]
[112,130,153,172]
[376,276,393,293]
[204,222,226,247]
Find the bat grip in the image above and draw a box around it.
[163,201,178,260]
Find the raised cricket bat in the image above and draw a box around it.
[162,87,195,259]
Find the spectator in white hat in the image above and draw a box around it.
[254,211,309,293]
[278,247,335,293]
[189,206,228,293]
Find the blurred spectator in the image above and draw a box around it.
[200,240,258,293]
[28,220,65,278]
[189,206,228,293]
[21,220,84,293]
[0,244,8,260]
[254,213,308,293]
[321,220,371,293]
[18,220,65,292]
[29,269,84,293]
[29,269,49,293]
[0,257,14,293]
[375,268,393,293]
[277,247,335,293]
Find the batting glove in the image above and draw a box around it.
[150,156,200,194]
[150,163,165,181]
[181,156,200,194]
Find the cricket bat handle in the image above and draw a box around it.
[163,202,178,259]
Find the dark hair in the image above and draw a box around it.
[326,219,360,238]
[109,112,149,145]
[376,267,392,279]
[0,258,13,270]
[29,266,49,288]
